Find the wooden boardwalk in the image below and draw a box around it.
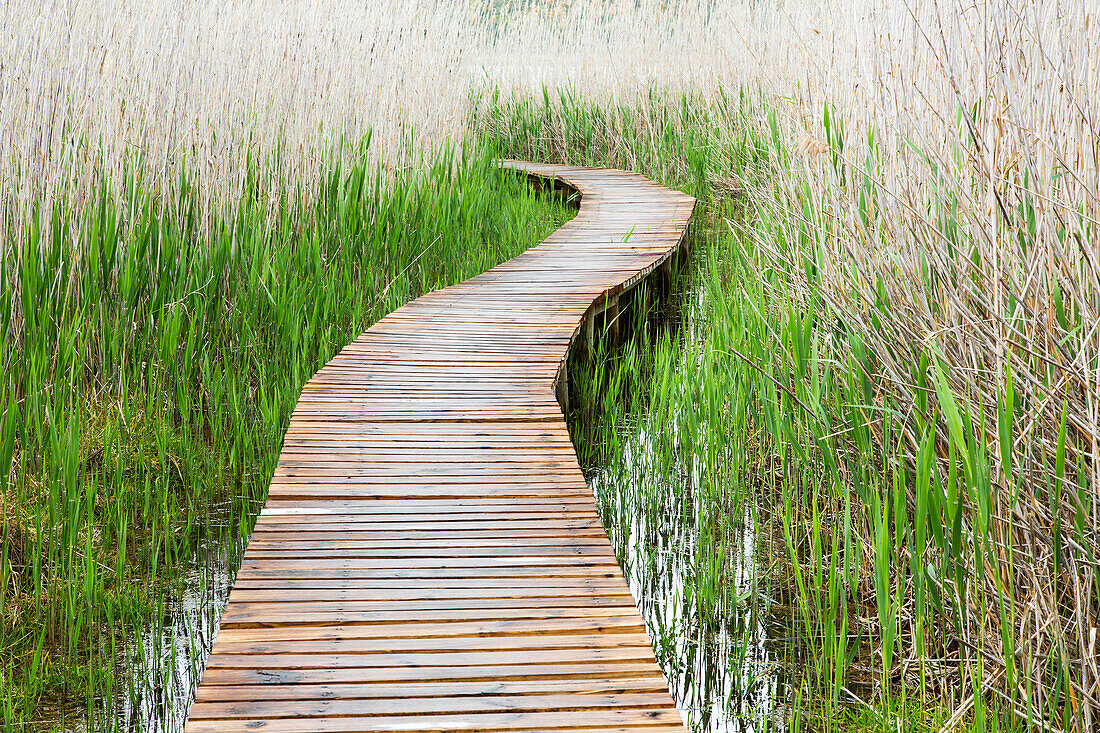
[185,162,696,732]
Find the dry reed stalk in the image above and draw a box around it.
[731,2,1098,727]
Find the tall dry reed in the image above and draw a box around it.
[477,1,1099,725]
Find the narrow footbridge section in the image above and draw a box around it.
[185,163,696,732]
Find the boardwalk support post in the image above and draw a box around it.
[555,358,570,415]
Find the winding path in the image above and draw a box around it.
[184,162,696,732]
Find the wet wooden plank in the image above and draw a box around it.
[185,162,695,731]
[186,711,684,732]
[192,677,668,702]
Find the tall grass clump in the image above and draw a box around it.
[1,0,742,245]
[480,68,1098,731]
[0,0,485,238]
[730,6,1099,729]
[0,140,574,723]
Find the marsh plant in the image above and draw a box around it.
[2,0,1097,730]
[484,83,1098,731]
[0,144,574,722]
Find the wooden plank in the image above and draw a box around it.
[188,693,674,718]
[196,662,671,685]
[192,678,668,702]
[185,711,684,732]
[206,633,655,655]
[185,162,694,730]
[218,606,658,627]
[209,617,649,643]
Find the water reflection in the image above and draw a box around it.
[587,434,792,732]
[112,499,244,733]
[574,273,794,732]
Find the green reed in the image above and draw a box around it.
[481,90,1095,732]
[0,138,574,724]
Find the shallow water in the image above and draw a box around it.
[112,520,237,732]
[584,421,793,732]
[42,496,250,733]
[571,268,796,732]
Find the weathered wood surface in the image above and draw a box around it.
[185,162,696,731]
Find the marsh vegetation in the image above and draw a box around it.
[0,150,574,724]
[2,0,1097,731]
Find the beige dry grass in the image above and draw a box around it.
[0,0,748,234]
[1,0,480,232]
[745,5,1099,726]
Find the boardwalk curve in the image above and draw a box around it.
[185,162,696,732]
